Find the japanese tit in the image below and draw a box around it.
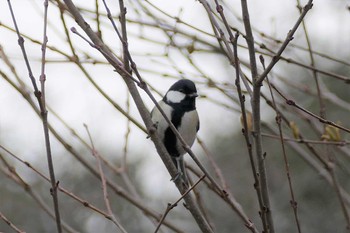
[151,79,200,184]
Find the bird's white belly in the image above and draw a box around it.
[151,101,198,156]
[177,110,198,149]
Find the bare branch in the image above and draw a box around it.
[7,0,62,231]
[257,0,314,84]
[84,124,128,233]
[241,0,274,231]
[261,55,301,233]
[0,211,25,233]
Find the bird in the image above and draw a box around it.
[151,79,200,184]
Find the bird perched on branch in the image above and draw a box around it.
[151,79,200,184]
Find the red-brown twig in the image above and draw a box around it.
[84,124,128,233]
[261,55,301,233]
[197,137,227,190]
[272,84,350,134]
[0,211,25,233]
[262,133,349,146]
[154,175,206,233]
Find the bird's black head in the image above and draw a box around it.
[164,79,198,110]
[169,79,197,95]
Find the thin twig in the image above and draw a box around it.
[257,0,314,84]
[233,32,262,233]
[0,211,25,233]
[6,0,41,100]
[154,175,206,233]
[199,0,253,96]
[84,124,128,233]
[95,0,102,39]
[262,133,349,146]
[39,1,62,232]
[272,84,350,134]
[197,137,227,190]
[261,55,301,233]
[117,0,131,72]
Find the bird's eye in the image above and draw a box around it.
[178,89,184,92]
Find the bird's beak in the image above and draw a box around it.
[188,93,198,98]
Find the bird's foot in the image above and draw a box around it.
[170,172,181,182]
[171,171,188,187]
[146,122,158,139]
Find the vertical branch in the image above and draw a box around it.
[240,0,274,232]
[122,93,131,171]
[39,1,62,232]
[7,0,62,232]
[95,0,102,39]
[261,56,302,233]
[233,32,267,233]
[118,0,131,71]
[117,0,132,177]
[240,0,258,82]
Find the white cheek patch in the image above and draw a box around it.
[166,90,186,103]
